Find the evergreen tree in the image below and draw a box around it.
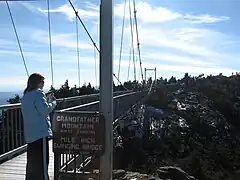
[7,94,21,104]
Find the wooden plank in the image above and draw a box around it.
[0,173,25,180]
[0,140,55,180]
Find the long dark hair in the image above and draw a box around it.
[24,73,45,94]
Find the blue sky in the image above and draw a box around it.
[0,0,239,91]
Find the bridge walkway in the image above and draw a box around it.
[0,140,54,180]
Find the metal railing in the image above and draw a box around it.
[0,90,130,162]
[53,90,148,180]
[0,90,131,111]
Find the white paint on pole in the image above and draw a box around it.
[99,0,113,179]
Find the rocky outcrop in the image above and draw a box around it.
[143,87,240,180]
[113,166,195,180]
[113,169,155,180]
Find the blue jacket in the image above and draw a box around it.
[21,88,57,144]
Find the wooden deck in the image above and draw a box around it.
[0,140,54,180]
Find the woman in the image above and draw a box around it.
[21,73,57,180]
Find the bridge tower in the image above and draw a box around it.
[144,67,157,84]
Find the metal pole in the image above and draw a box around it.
[99,0,113,179]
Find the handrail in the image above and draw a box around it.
[0,90,132,110]
[148,81,154,95]
[59,91,141,112]
[56,90,132,102]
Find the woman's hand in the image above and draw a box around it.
[46,94,51,101]
[51,94,56,101]
[47,93,56,101]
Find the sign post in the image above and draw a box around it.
[52,111,105,156]
[99,0,113,179]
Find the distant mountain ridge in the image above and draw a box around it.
[0,91,23,105]
[0,90,50,105]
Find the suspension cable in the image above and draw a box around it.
[68,0,128,90]
[68,0,100,53]
[138,55,141,80]
[6,1,29,77]
[133,0,144,82]
[75,12,81,88]
[47,0,54,87]
[129,0,136,82]
[117,0,127,84]
[94,46,97,86]
[127,44,131,81]
[113,74,129,91]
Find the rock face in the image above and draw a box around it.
[156,166,195,180]
[144,86,240,180]
[113,169,155,180]
[113,166,195,180]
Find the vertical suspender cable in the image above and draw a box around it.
[6,1,29,77]
[75,12,81,88]
[94,46,97,87]
[47,0,54,87]
[117,0,127,84]
[132,0,144,82]
[127,45,131,81]
[129,0,136,82]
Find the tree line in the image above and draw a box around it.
[7,79,147,104]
